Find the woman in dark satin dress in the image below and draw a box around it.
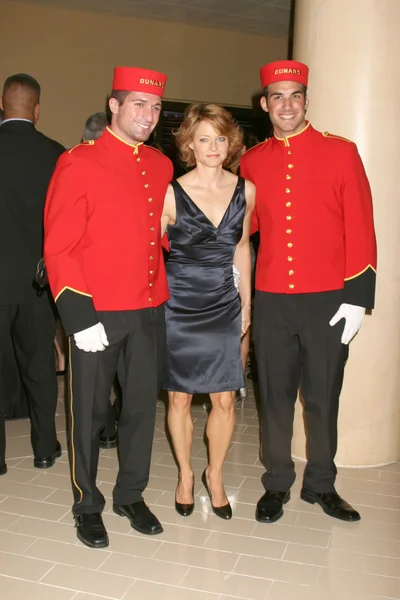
[161,103,255,519]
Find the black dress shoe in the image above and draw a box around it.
[74,512,109,548]
[201,469,232,520]
[0,463,7,476]
[113,500,163,535]
[301,488,361,522]
[33,441,62,469]
[256,490,290,523]
[99,435,117,449]
[175,478,195,517]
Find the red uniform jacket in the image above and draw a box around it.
[44,127,173,335]
[240,123,377,308]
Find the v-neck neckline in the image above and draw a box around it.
[175,177,240,230]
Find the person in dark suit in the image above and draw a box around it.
[0,73,65,475]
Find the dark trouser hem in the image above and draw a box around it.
[112,488,143,505]
[254,290,348,494]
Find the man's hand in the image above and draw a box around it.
[73,323,109,352]
[329,303,365,345]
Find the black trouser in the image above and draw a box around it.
[253,290,348,494]
[100,362,124,439]
[68,306,166,515]
[0,294,58,464]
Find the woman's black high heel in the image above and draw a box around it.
[175,477,195,517]
[201,469,232,520]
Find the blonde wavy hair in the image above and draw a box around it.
[175,103,243,169]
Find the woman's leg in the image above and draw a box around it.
[168,391,194,503]
[205,391,236,506]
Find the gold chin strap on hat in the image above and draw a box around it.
[133,142,144,154]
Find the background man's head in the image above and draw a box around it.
[82,112,109,142]
[108,66,167,145]
[0,73,41,124]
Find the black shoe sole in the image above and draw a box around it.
[113,505,163,535]
[0,464,7,476]
[99,438,117,449]
[76,528,109,549]
[255,491,291,524]
[300,489,361,522]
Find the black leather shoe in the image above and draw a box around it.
[201,469,232,520]
[175,478,195,517]
[256,490,290,523]
[34,441,62,469]
[0,463,7,476]
[113,501,163,535]
[99,435,117,449]
[301,488,361,521]
[74,512,109,548]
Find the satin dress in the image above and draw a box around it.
[162,177,246,394]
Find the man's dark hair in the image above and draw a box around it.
[110,90,130,106]
[3,73,41,101]
[83,112,109,141]
[263,83,307,99]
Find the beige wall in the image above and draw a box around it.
[0,1,287,146]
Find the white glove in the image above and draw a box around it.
[329,303,365,345]
[233,264,240,291]
[73,323,109,352]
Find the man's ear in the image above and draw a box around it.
[260,96,269,113]
[109,97,119,115]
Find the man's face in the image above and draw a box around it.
[261,80,308,138]
[109,91,162,144]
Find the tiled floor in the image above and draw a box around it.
[1,379,400,599]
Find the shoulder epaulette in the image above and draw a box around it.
[242,138,271,157]
[68,140,95,154]
[322,131,353,144]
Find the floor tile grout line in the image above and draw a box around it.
[177,565,190,586]
[20,534,40,554]
[37,561,57,582]
[57,507,73,522]
[0,573,84,595]
[95,550,114,571]
[41,487,60,502]
[2,514,21,532]
[120,577,137,600]
[280,541,290,560]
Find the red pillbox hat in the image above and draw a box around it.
[112,67,167,97]
[260,60,309,88]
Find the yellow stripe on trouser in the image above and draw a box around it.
[68,339,83,503]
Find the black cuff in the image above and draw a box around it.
[344,267,376,309]
[56,289,98,335]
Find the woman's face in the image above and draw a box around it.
[189,120,229,168]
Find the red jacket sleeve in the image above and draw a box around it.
[240,157,259,235]
[44,152,98,335]
[342,143,377,308]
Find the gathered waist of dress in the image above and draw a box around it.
[168,244,234,266]
[167,258,232,268]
